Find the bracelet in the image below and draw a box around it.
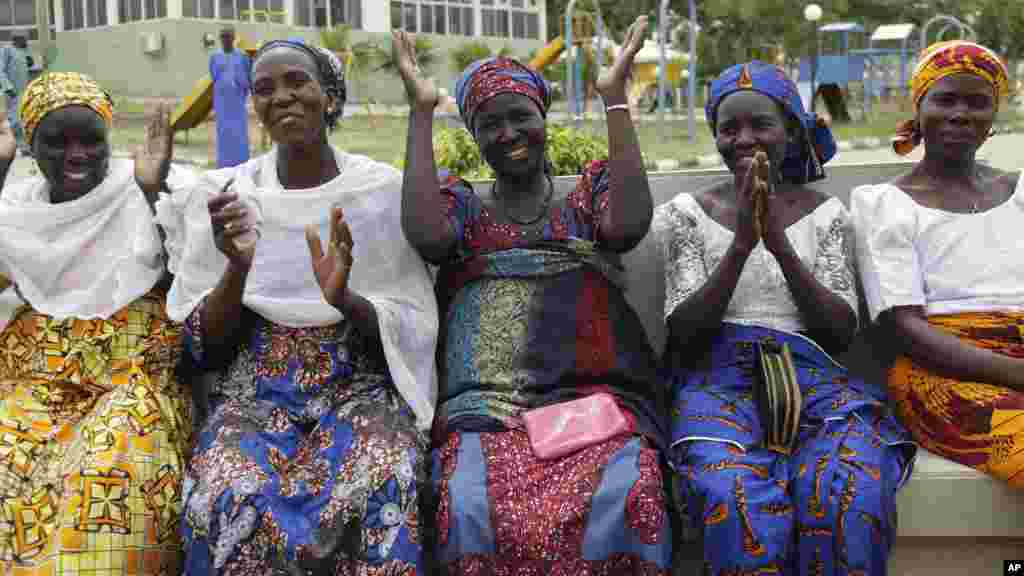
[606,104,630,113]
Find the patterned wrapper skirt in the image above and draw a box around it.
[669,323,915,575]
[0,292,192,575]
[889,311,1024,487]
[432,428,672,575]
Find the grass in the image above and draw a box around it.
[107,106,1022,169]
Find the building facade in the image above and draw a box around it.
[10,0,547,99]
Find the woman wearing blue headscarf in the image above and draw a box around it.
[651,62,915,574]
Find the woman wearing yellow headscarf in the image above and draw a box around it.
[851,41,1024,487]
[0,73,194,573]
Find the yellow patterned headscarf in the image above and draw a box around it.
[893,40,1009,155]
[18,72,115,147]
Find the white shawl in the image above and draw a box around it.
[0,159,177,319]
[158,148,438,429]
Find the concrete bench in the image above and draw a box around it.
[3,161,1018,571]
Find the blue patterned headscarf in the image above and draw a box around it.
[706,61,836,184]
[455,57,551,130]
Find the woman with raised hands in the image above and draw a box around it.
[395,16,673,574]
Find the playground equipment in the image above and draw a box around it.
[857,23,918,114]
[799,22,865,122]
[920,15,975,55]
[564,1,609,129]
[658,0,697,143]
[632,40,688,112]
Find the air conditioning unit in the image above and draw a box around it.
[141,31,164,55]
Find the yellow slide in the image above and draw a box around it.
[528,36,565,72]
[170,35,260,132]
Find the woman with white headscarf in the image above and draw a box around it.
[156,39,438,574]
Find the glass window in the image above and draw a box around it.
[434,3,444,33]
[13,0,32,25]
[511,10,524,38]
[293,0,307,24]
[419,3,429,32]
[526,12,538,39]
[314,0,325,26]
[1,0,14,26]
[402,1,415,31]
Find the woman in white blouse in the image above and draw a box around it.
[852,40,1023,487]
[653,61,914,574]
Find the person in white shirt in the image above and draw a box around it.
[852,40,1024,487]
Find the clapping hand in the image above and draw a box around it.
[596,16,648,105]
[306,206,355,310]
[134,102,174,197]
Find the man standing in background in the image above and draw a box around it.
[208,25,251,168]
[0,32,30,156]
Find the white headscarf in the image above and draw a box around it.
[158,148,438,429]
[0,159,185,319]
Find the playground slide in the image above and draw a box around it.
[528,36,565,72]
[170,35,259,132]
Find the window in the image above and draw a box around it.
[447,1,471,35]
[183,0,279,21]
[119,0,164,21]
[330,0,360,28]
[482,0,539,39]
[482,7,507,37]
[0,0,56,32]
[392,0,475,36]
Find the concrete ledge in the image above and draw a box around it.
[897,449,1024,538]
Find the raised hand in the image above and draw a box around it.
[208,179,257,269]
[0,120,16,166]
[306,206,354,310]
[596,15,648,104]
[392,30,439,111]
[134,102,174,197]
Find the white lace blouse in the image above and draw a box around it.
[652,193,859,333]
[852,173,1024,322]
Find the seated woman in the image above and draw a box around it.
[394,17,672,574]
[157,41,438,573]
[852,41,1023,487]
[653,62,915,574]
[0,73,192,573]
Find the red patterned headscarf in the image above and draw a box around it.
[892,40,1010,155]
[455,57,551,131]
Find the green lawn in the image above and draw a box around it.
[108,106,1021,169]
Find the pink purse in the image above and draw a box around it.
[522,393,634,460]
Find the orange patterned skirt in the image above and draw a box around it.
[888,311,1024,487]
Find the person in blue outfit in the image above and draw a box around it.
[651,61,917,575]
[0,31,30,155]
[208,25,251,168]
